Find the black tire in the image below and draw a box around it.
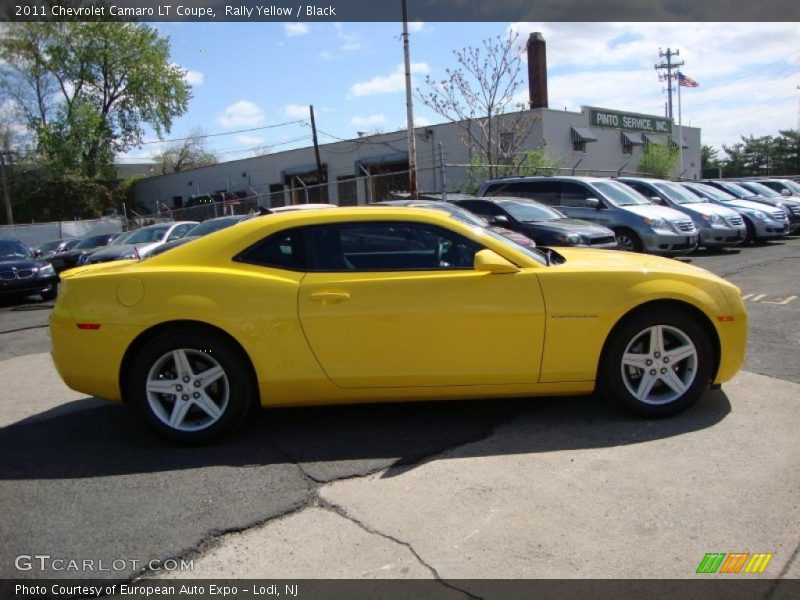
[41,284,58,302]
[614,227,643,252]
[127,328,253,444]
[598,307,713,418]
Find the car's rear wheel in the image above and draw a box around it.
[614,228,642,252]
[128,329,252,443]
[598,307,713,417]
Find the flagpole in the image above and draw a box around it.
[677,73,683,180]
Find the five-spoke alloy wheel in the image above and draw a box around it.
[129,329,252,443]
[599,307,713,417]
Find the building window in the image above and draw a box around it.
[622,144,633,155]
[573,140,587,153]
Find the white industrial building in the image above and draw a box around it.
[133,33,701,211]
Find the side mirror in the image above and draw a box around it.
[650,196,665,205]
[491,215,509,225]
[474,249,519,274]
[33,249,43,258]
[586,197,601,209]
[780,189,791,197]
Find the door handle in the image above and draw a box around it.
[310,291,350,303]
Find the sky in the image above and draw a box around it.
[118,21,800,164]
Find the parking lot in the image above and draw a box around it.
[1,238,798,585]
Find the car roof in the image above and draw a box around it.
[485,175,608,184]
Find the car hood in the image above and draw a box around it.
[521,218,613,236]
[58,247,102,259]
[0,258,45,270]
[674,202,740,218]
[724,199,780,214]
[553,247,723,280]
[618,204,690,222]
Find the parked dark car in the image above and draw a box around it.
[450,196,619,249]
[375,199,539,251]
[0,239,59,301]
[50,232,123,273]
[33,238,80,259]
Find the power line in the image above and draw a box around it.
[138,120,308,145]
[117,135,311,161]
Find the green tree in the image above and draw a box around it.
[638,142,679,178]
[0,21,190,180]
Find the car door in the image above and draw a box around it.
[556,182,615,226]
[298,220,545,388]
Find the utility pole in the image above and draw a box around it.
[655,48,684,121]
[401,0,419,199]
[0,150,13,226]
[309,104,325,202]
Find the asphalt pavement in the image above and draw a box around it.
[1,237,798,587]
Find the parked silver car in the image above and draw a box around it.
[701,180,799,232]
[477,176,698,255]
[753,178,800,198]
[617,178,746,248]
[680,182,789,242]
[84,221,198,264]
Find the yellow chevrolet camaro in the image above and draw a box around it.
[50,207,747,443]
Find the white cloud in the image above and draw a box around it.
[320,24,365,60]
[217,101,265,127]
[284,23,309,37]
[504,22,800,149]
[407,21,426,33]
[184,69,204,85]
[350,114,387,126]
[284,104,310,118]
[235,134,265,145]
[350,63,431,96]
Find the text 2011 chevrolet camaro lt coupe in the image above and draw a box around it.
[50,207,747,443]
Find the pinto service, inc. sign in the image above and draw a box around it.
[589,107,673,134]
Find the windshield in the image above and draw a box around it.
[593,181,652,206]
[717,182,756,198]
[0,240,32,259]
[741,182,780,197]
[124,226,170,244]
[477,227,548,266]
[783,180,800,194]
[75,234,112,249]
[36,240,62,253]
[499,200,564,221]
[687,183,736,202]
[110,231,135,246]
[187,218,243,237]
[654,182,703,204]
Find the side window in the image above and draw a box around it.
[508,181,559,205]
[626,182,651,197]
[559,182,591,208]
[310,222,480,272]
[235,227,308,271]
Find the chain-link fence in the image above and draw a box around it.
[0,217,125,249]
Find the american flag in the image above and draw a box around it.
[678,72,700,88]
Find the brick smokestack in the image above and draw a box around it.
[527,32,548,109]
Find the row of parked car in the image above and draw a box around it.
[2,176,798,302]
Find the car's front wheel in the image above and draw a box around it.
[598,307,713,417]
[128,328,253,443]
[614,228,642,252]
